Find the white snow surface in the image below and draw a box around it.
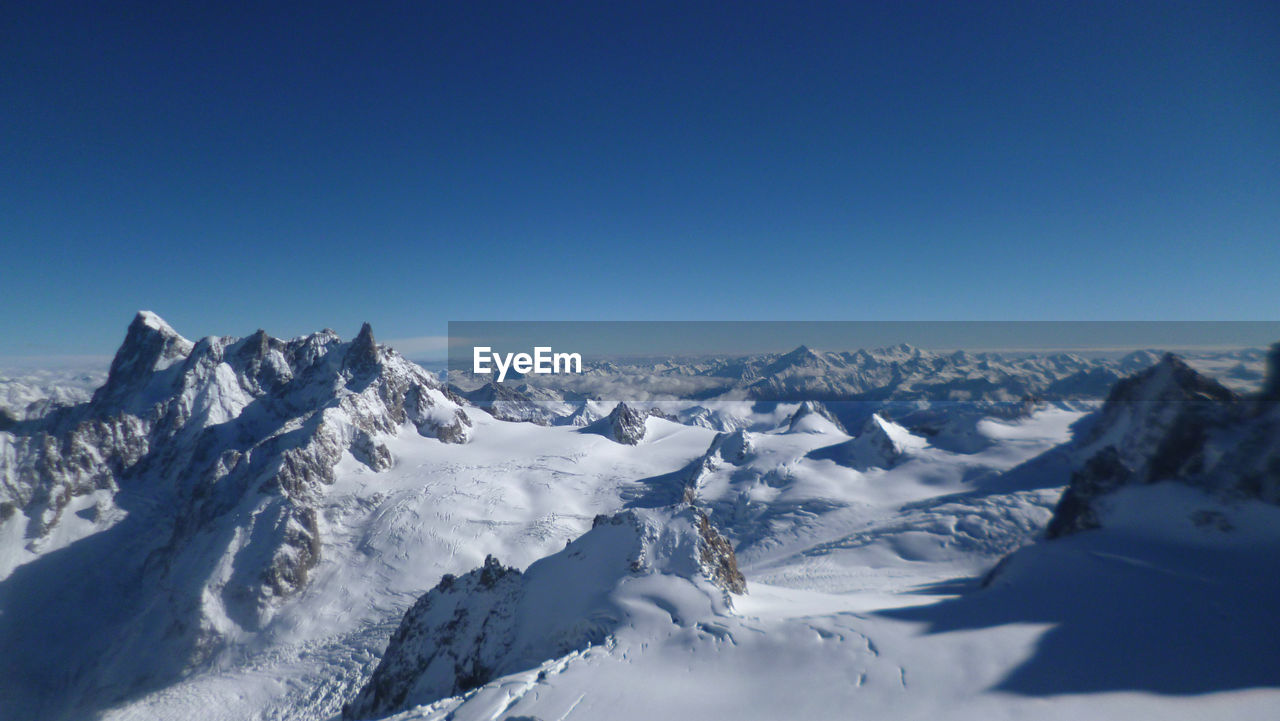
[3,347,1278,720]
[48,400,1271,721]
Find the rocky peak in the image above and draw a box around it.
[1047,351,1278,538]
[682,430,756,499]
[606,402,648,445]
[234,328,272,361]
[713,429,754,465]
[1072,354,1239,476]
[344,322,381,376]
[1106,353,1238,406]
[93,310,195,405]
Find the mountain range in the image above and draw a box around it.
[1,314,1277,721]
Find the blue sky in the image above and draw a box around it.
[2,1,1278,358]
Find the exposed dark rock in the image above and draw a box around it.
[344,322,381,377]
[1264,342,1280,401]
[1046,447,1133,538]
[603,402,647,445]
[342,557,524,720]
[1046,351,1280,539]
[696,511,746,594]
[345,507,745,719]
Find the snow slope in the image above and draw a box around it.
[2,321,1277,721]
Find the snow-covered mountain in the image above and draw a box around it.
[2,317,1278,721]
[344,506,744,720]
[808,413,925,471]
[0,313,471,719]
[451,343,1267,431]
[447,382,569,426]
[1047,349,1279,537]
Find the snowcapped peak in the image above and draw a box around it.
[9,313,475,693]
[765,344,828,374]
[126,310,190,350]
[859,415,918,466]
[559,400,603,427]
[861,413,923,451]
[134,310,182,336]
[1118,348,1166,370]
[862,412,892,434]
[807,412,923,470]
[865,342,921,362]
[94,311,195,405]
[1106,352,1237,405]
[786,400,844,434]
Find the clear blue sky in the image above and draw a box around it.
[3,1,1277,358]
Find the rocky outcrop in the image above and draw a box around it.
[344,506,745,720]
[578,402,649,445]
[696,511,747,594]
[1046,353,1279,538]
[343,555,524,719]
[608,402,648,444]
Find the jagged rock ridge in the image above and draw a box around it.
[0,312,472,710]
[1047,353,1279,537]
[344,506,745,720]
[579,402,652,445]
